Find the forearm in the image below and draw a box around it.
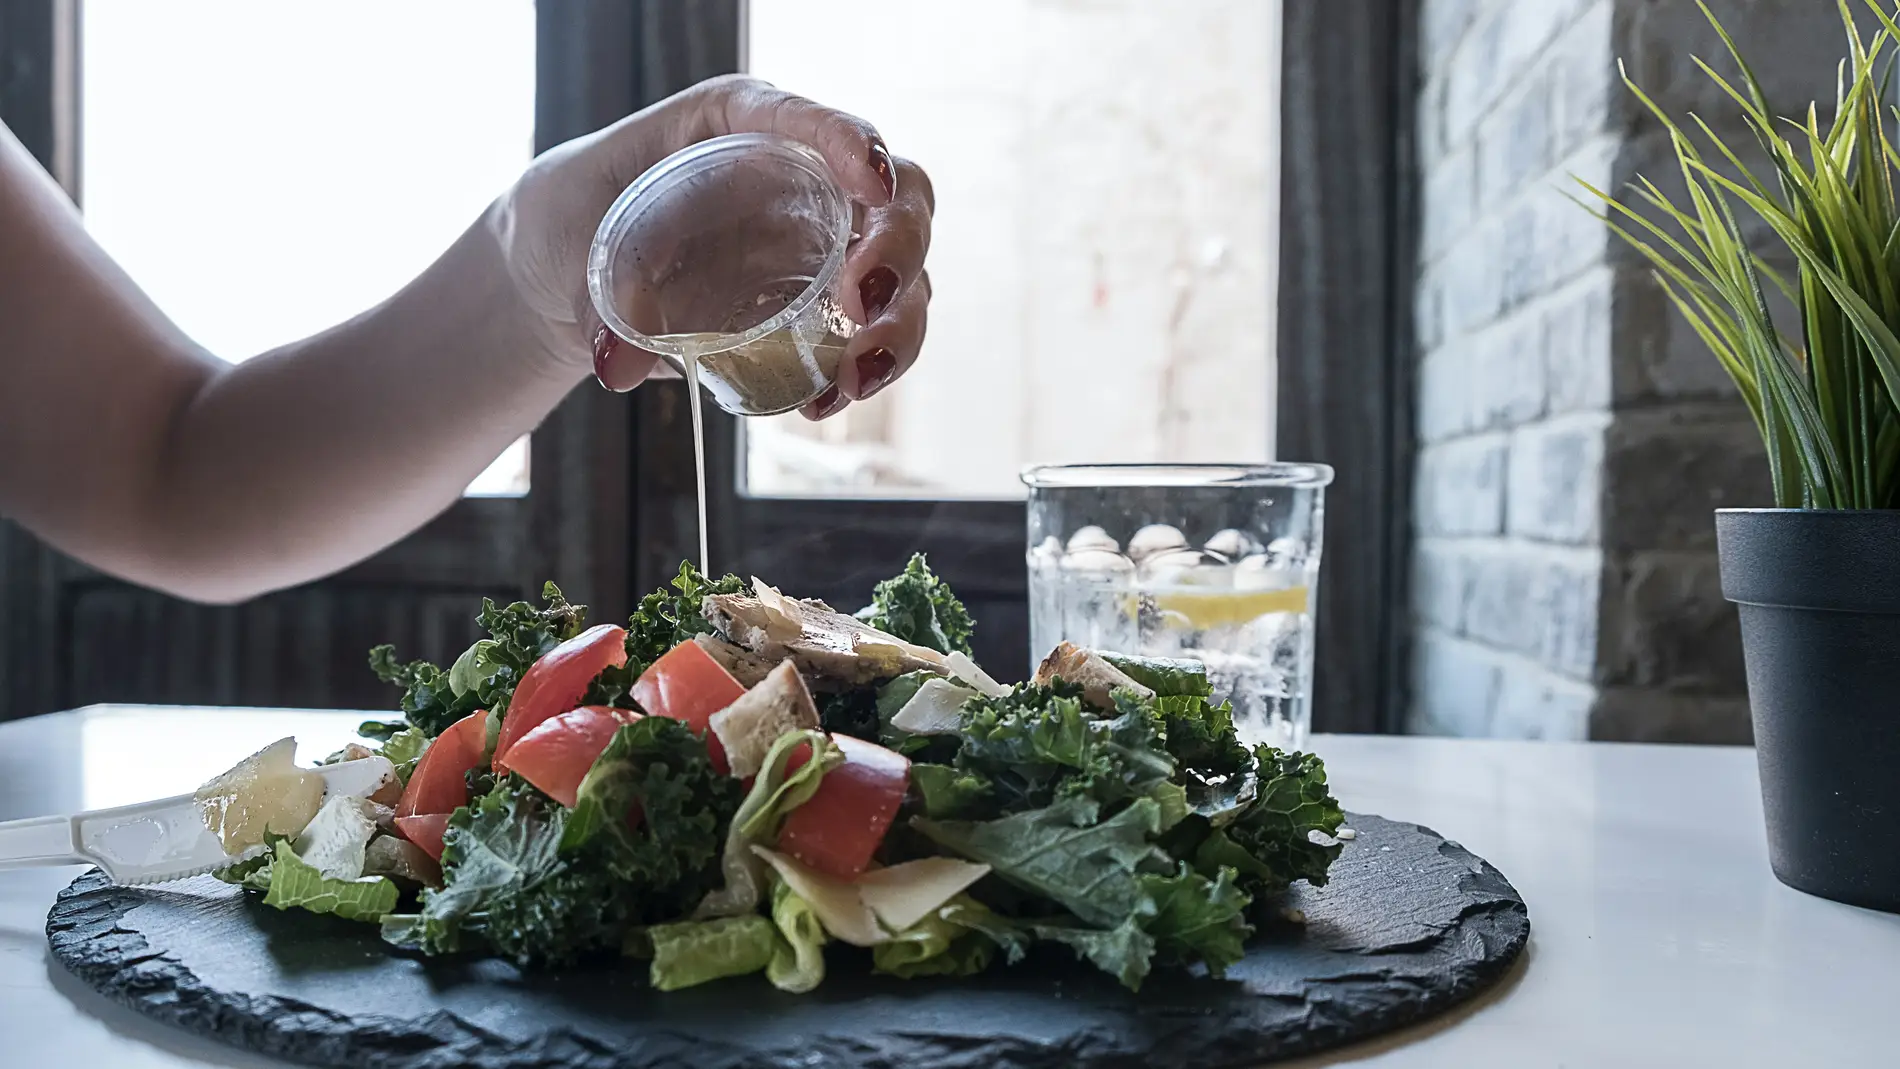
[142,205,585,601]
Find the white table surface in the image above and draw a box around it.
[2,705,1896,1069]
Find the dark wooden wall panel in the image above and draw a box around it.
[64,583,504,710]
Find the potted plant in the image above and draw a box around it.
[1584,1,1900,913]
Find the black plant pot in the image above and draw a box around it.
[1717,508,1900,913]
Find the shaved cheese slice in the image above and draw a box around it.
[752,846,886,947]
[750,578,805,643]
[851,623,949,667]
[751,847,991,945]
[855,857,991,933]
[945,652,1009,699]
[889,678,978,735]
[292,795,381,881]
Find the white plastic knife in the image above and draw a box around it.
[0,756,396,886]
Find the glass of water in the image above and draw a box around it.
[1020,463,1334,751]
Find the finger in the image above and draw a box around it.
[799,383,852,421]
[591,322,662,392]
[841,157,933,326]
[838,269,929,402]
[699,76,896,206]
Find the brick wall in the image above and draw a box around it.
[1409,0,1844,741]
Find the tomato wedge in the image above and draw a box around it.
[632,640,745,774]
[396,710,488,819]
[394,813,452,862]
[500,705,642,808]
[492,624,628,771]
[777,734,911,879]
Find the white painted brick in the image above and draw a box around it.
[1417,342,1472,443]
[1475,71,1553,209]
[1506,414,1607,544]
[1468,309,1547,430]
[1544,266,1614,414]
[1421,144,1477,265]
[1412,538,1478,633]
[1415,435,1509,537]
[1549,0,1617,157]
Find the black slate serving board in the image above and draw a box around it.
[46,813,1528,1069]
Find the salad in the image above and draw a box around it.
[197,555,1346,994]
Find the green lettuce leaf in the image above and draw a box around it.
[643,915,780,992]
[262,840,398,923]
[1097,652,1211,697]
[1031,918,1156,991]
[913,796,1167,929]
[938,895,1029,964]
[377,727,431,785]
[447,638,505,699]
[697,730,842,918]
[213,831,287,891]
[855,553,975,656]
[766,879,828,993]
[624,562,746,672]
[873,904,994,979]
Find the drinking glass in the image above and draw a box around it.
[1021,463,1334,750]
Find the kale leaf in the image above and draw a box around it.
[954,681,1175,813]
[855,553,975,656]
[913,795,1167,929]
[563,716,740,920]
[382,779,569,959]
[369,582,585,737]
[1219,745,1345,891]
[625,562,747,672]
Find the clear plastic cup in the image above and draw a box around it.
[586,133,858,416]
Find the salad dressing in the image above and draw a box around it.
[678,337,711,575]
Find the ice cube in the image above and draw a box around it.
[1066,525,1119,554]
[1062,546,1135,576]
[1137,548,1233,588]
[1128,523,1189,562]
[1266,537,1308,566]
[1059,549,1138,652]
[1205,528,1263,560]
[1028,535,1064,569]
[1235,552,1297,592]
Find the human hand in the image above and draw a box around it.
[496,74,933,420]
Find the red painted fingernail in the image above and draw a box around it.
[592,324,625,391]
[808,384,847,420]
[854,347,898,399]
[859,266,899,323]
[869,140,897,202]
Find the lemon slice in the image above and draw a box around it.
[1150,587,1309,629]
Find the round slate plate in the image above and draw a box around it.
[46,813,1527,1069]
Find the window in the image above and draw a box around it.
[78,0,536,496]
[744,0,1281,499]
